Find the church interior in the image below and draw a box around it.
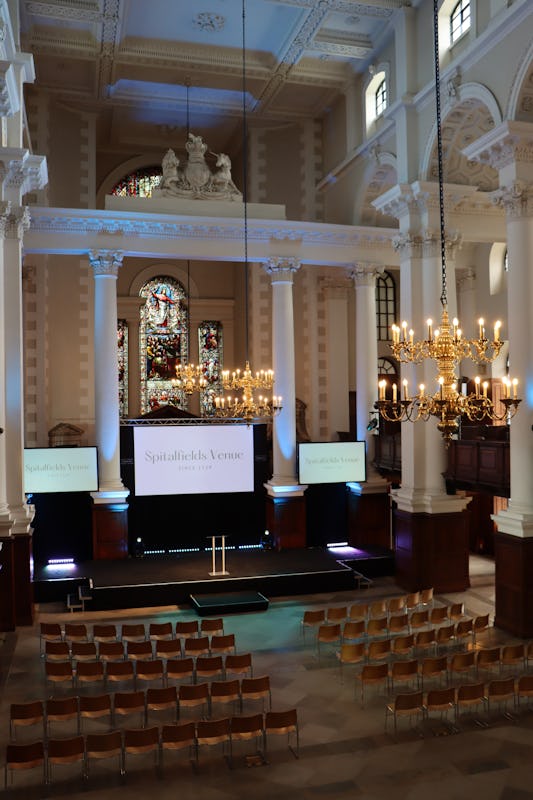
[1,0,533,796]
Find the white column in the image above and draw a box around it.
[89,250,129,501]
[456,268,476,378]
[263,257,303,495]
[351,263,388,491]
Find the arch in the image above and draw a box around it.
[506,42,533,122]
[128,263,200,300]
[96,154,163,208]
[420,84,501,189]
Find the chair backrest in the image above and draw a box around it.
[338,643,365,664]
[410,610,429,628]
[148,622,173,640]
[501,644,525,663]
[105,660,134,682]
[367,639,391,661]
[487,676,515,699]
[391,659,418,679]
[264,708,298,734]
[45,661,73,683]
[200,618,224,635]
[93,624,117,643]
[175,620,199,638]
[473,614,490,633]
[79,694,112,719]
[420,588,434,604]
[302,609,325,626]
[430,607,448,624]
[156,639,182,659]
[361,662,389,681]
[230,713,264,738]
[449,603,464,620]
[136,658,164,681]
[77,660,105,682]
[210,679,240,701]
[178,682,209,704]
[366,617,387,637]
[405,592,420,610]
[123,726,159,752]
[196,717,231,745]
[71,642,97,661]
[317,623,341,642]
[392,634,415,655]
[210,634,236,654]
[184,636,210,656]
[10,701,44,737]
[225,653,252,676]
[387,596,407,615]
[241,675,270,699]
[86,730,122,759]
[420,655,447,677]
[99,641,125,661]
[146,685,178,709]
[166,657,195,680]
[5,741,45,782]
[196,655,223,676]
[369,600,387,618]
[127,640,153,660]
[455,619,473,637]
[342,620,366,640]
[64,623,88,642]
[348,603,368,621]
[47,735,85,765]
[121,624,146,642]
[477,647,500,666]
[326,606,348,622]
[449,651,476,672]
[517,675,533,695]
[415,629,436,647]
[40,622,63,641]
[114,690,145,715]
[425,687,455,711]
[45,641,71,661]
[161,722,196,750]
[436,624,455,643]
[389,613,409,632]
[393,690,424,712]
[456,682,485,705]
[46,696,78,723]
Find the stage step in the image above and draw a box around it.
[190,591,269,616]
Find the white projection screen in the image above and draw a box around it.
[133,425,254,496]
[24,447,99,493]
[298,441,366,485]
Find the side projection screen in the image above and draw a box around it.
[24,447,99,494]
[298,441,366,485]
[133,425,254,496]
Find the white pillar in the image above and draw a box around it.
[352,263,388,490]
[322,278,350,440]
[89,250,129,501]
[263,257,303,494]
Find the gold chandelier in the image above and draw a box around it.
[375,0,521,444]
[212,0,281,425]
[172,362,207,395]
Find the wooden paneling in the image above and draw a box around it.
[0,536,15,631]
[92,505,129,560]
[13,534,34,626]
[348,491,390,549]
[266,495,306,551]
[444,441,509,496]
[494,532,533,638]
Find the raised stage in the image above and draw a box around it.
[32,546,394,611]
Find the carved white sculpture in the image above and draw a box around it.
[154,133,242,201]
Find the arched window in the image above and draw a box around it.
[375,79,387,118]
[139,276,188,413]
[376,271,396,341]
[198,321,224,416]
[450,0,471,44]
[111,166,162,198]
[118,320,128,418]
[378,357,397,377]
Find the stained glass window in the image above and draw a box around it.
[118,319,128,418]
[198,321,223,416]
[376,271,396,341]
[139,277,188,414]
[111,166,162,198]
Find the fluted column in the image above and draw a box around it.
[89,250,129,559]
[263,257,306,550]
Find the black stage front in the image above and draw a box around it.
[31,547,382,611]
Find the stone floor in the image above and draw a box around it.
[3,554,533,800]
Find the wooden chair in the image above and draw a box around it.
[4,740,46,789]
[392,634,415,659]
[45,660,74,689]
[160,722,197,766]
[93,624,118,644]
[516,674,533,712]
[99,641,125,663]
[500,644,525,674]
[76,659,105,689]
[387,596,407,616]
[85,731,123,778]
[145,685,178,725]
[486,677,516,722]
[409,610,429,632]
[326,606,348,624]
[336,643,365,681]
[196,655,224,682]
[435,624,456,652]
[122,726,160,775]
[230,713,264,764]
[210,680,241,715]
[225,653,253,679]
[388,613,410,637]
[200,618,225,636]
[390,659,419,692]
[136,657,165,688]
[166,657,195,685]
[210,634,236,656]
[316,623,342,658]
[196,717,232,764]
[64,623,89,645]
[301,609,326,639]
[414,629,437,657]
[71,641,97,663]
[113,690,146,728]
[9,700,44,741]
[175,620,199,640]
[368,599,387,619]
[424,687,456,729]
[121,623,146,643]
[366,617,388,641]
[78,693,112,732]
[472,613,491,644]
[357,663,389,706]
[476,647,501,679]
[127,640,153,661]
[429,606,449,627]
[385,690,424,738]
[449,651,476,683]
[264,709,299,758]
[156,638,182,661]
[47,735,86,784]
[240,675,272,712]
[184,636,211,659]
[105,659,135,689]
[454,619,473,648]
[178,682,210,719]
[342,620,365,643]
[148,621,173,643]
[419,588,434,610]
[367,639,391,663]
[455,682,488,728]
[448,602,465,622]
[45,640,71,662]
[40,622,63,656]
[405,592,420,613]
[419,655,448,690]
[348,603,368,623]
[46,696,79,737]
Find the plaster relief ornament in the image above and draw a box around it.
[154,133,242,202]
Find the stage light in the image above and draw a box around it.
[134,537,145,558]
[326,541,348,549]
[47,558,74,565]
[367,418,378,432]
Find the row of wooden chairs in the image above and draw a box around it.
[319,616,491,659]
[5,708,299,787]
[44,633,237,664]
[45,652,254,691]
[302,589,436,636]
[40,619,225,654]
[385,674,533,737]
[11,677,273,741]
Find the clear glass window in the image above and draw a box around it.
[450,0,471,44]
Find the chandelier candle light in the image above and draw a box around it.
[375,0,521,444]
